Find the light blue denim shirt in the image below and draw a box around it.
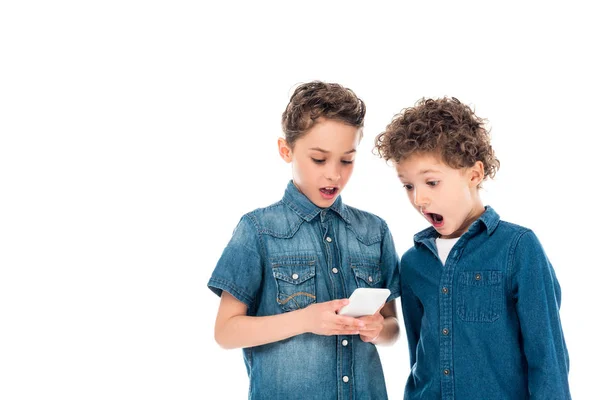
[400,206,570,400]
[208,181,401,400]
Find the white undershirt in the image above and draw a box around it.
[435,237,461,265]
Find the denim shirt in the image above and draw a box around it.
[400,206,570,400]
[208,181,401,400]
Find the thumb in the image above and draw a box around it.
[332,298,350,311]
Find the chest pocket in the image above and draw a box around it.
[271,257,317,312]
[457,270,503,323]
[350,259,383,289]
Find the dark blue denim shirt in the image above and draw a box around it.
[400,206,570,400]
[208,181,401,400]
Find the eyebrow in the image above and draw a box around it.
[309,147,356,154]
[398,168,442,178]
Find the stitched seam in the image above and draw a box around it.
[277,292,316,305]
[508,228,532,295]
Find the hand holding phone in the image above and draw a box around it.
[338,288,391,317]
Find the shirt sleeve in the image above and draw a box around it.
[380,222,401,301]
[399,254,424,368]
[207,215,263,311]
[511,230,571,399]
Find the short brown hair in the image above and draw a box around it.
[282,81,366,148]
[374,97,500,182]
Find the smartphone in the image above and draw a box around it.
[338,288,391,317]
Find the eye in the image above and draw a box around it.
[403,184,414,191]
[341,160,354,165]
[311,158,325,164]
[427,181,439,187]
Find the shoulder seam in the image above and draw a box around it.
[508,228,533,293]
[241,213,266,260]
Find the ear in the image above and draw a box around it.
[468,161,485,188]
[278,137,293,163]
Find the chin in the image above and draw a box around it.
[316,197,337,208]
[317,199,336,208]
[435,227,452,237]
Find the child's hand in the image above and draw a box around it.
[358,308,385,343]
[301,299,365,336]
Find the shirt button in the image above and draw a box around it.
[332,267,339,274]
[342,339,348,346]
[443,369,450,375]
[475,273,481,280]
[326,237,332,243]
[368,276,373,283]
[442,328,449,335]
[441,287,449,294]
[292,273,299,280]
[342,376,349,383]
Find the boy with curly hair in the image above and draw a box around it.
[374,97,570,399]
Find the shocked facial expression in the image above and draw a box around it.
[395,153,485,238]
[279,118,361,208]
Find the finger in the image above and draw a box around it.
[338,317,365,330]
[368,315,384,324]
[360,335,377,343]
[357,315,376,323]
[343,324,370,332]
[331,298,350,311]
[335,321,366,331]
[357,317,382,328]
[332,329,360,336]
[329,320,362,332]
[358,326,379,332]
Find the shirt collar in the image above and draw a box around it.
[414,205,500,244]
[282,180,350,223]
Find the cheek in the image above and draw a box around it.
[298,162,322,185]
[342,165,355,179]
[458,186,472,201]
[291,160,306,181]
[294,158,311,171]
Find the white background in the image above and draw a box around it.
[1,1,598,399]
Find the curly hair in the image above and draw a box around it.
[282,81,366,148]
[374,97,500,182]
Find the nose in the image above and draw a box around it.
[325,164,341,182]
[412,188,429,208]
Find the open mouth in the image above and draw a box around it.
[320,187,339,197]
[425,212,444,227]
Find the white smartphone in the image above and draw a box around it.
[338,288,391,317]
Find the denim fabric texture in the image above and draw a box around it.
[208,181,401,400]
[400,206,570,400]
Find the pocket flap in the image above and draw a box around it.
[459,270,502,286]
[272,264,316,285]
[351,264,382,286]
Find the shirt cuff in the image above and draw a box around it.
[207,276,254,308]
